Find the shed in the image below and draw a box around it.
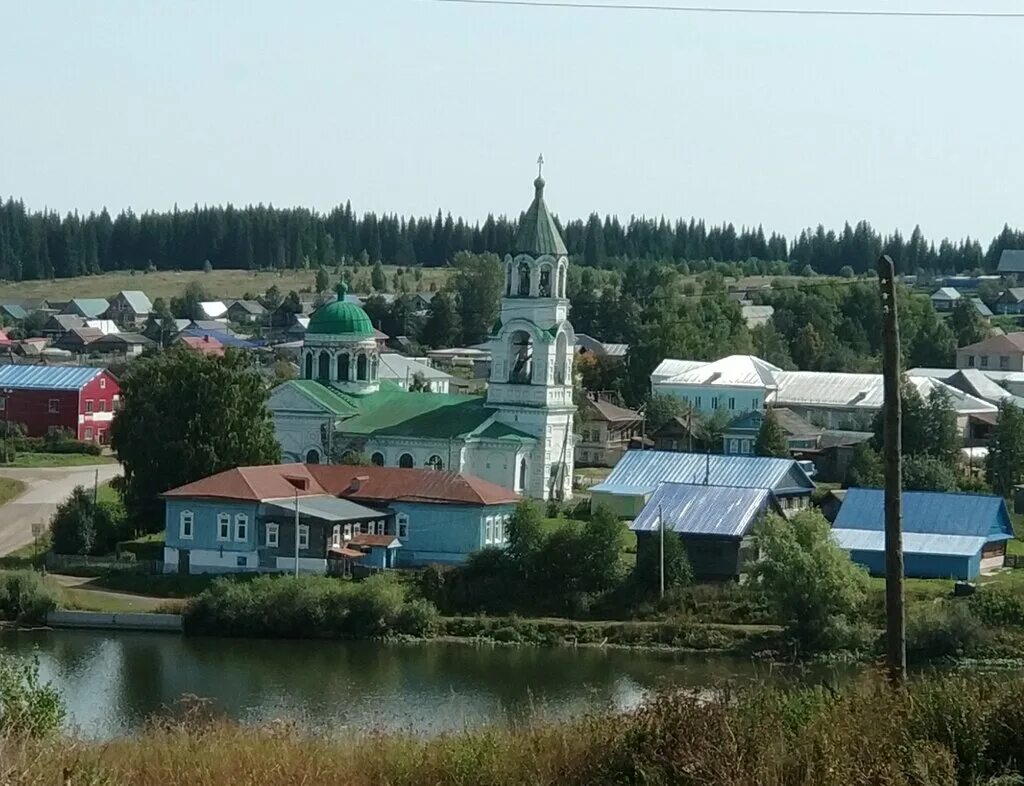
[631,482,780,578]
[832,488,1013,579]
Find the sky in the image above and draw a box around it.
[2,0,1023,243]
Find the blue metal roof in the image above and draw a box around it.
[631,483,774,538]
[834,488,1013,542]
[179,328,265,349]
[0,365,102,390]
[593,450,814,496]
[832,528,988,558]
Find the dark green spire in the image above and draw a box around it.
[512,172,568,257]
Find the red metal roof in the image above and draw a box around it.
[162,463,519,506]
[347,533,400,548]
[178,335,225,356]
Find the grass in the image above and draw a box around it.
[0,266,452,303]
[1,453,118,468]
[52,584,167,614]
[0,477,26,505]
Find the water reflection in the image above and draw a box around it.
[0,629,857,740]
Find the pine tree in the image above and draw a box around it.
[370,261,386,292]
[315,266,330,293]
[420,292,461,349]
[754,410,789,458]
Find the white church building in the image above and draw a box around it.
[268,174,576,500]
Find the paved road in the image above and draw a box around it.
[0,464,122,556]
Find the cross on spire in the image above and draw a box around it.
[537,153,544,178]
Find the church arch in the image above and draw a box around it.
[505,261,513,296]
[558,262,567,297]
[337,353,350,382]
[371,451,385,466]
[555,332,569,384]
[370,353,379,381]
[305,448,321,464]
[517,261,531,296]
[357,353,369,381]
[318,351,331,381]
[538,263,553,297]
[398,453,414,468]
[508,330,534,384]
[304,352,314,379]
[425,455,444,471]
[517,457,528,492]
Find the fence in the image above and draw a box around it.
[1005,554,1024,570]
[44,552,162,575]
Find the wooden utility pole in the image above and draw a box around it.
[877,254,906,684]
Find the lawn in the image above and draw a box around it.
[0,266,452,303]
[0,476,26,505]
[2,453,119,468]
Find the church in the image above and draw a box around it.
[268,173,576,500]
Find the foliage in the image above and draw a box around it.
[0,570,57,622]
[845,443,883,487]
[949,299,989,347]
[754,410,789,458]
[448,252,504,345]
[0,657,65,737]
[111,348,281,531]
[409,372,430,392]
[987,400,1024,497]
[419,291,461,349]
[643,393,685,433]
[969,587,1024,628]
[906,602,988,662]
[49,486,97,555]
[902,454,959,491]
[628,527,694,600]
[314,266,330,293]
[871,382,960,472]
[750,510,868,652]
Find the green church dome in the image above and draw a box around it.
[307,283,375,337]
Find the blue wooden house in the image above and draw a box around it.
[832,488,1014,579]
[162,464,519,575]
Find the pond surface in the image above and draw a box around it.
[0,629,857,739]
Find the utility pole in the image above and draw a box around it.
[658,504,665,599]
[294,487,300,578]
[877,254,906,685]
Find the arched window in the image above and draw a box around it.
[517,457,527,492]
[508,330,533,384]
[370,354,379,381]
[337,353,350,382]
[371,452,385,466]
[357,353,368,381]
[425,455,443,471]
[538,264,552,297]
[505,262,513,296]
[517,261,531,296]
[318,351,331,381]
[558,263,567,297]
[304,353,314,379]
[305,448,321,464]
[398,453,414,468]
[555,332,569,385]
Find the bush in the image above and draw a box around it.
[906,601,988,662]
[391,598,440,637]
[969,588,1024,628]
[50,486,98,555]
[0,656,65,737]
[0,570,57,623]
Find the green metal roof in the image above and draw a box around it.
[288,380,362,416]
[512,177,568,257]
[338,382,495,439]
[307,283,374,337]
[475,421,536,443]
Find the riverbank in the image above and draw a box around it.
[4,672,1024,785]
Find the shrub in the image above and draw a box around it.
[0,657,65,737]
[906,601,988,662]
[969,588,1024,628]
[50,486,98,555]
[390,598,440,637]
[0,570,57,623]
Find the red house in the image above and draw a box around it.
[0,365,120,444]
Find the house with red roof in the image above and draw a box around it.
[175,334,225,357]
[160,463,519,575]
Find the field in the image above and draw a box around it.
[0,266,452,303]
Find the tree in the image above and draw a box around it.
[419,292,461,349]
[949,299,988,348]
[644,393,685,433]
[986,401,1024,496]
[838,265,855,278]
[449,252,503,345]
[872,381,958,465]
[792,323,825,368]
[751,510,868,652]
[315,266,330,293]
[110,348,281,531]
[50,486,97,555]
[572,504,628,596]
[630,524,693,599]
[698,410,732,453]
[903,454,958,491]
[754,410,789,458]
[846,443,883,487]
[170,281,208,320]
[370,261,386,292]
[409,371,430,392]
[505,500,545,577]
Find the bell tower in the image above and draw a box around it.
[487,161,575,500]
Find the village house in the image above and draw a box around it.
[722,408,821,456]
[832,488,1013,579]
[161,463,519,574]
[225,299,267,324]
[376,353,452,393]
[575,394,642,467]
[89,332,154,358]
[42,314,87,339]
[956,333,1024,372]
[0,365,119,444]
[60,298,110,319]
[103,291,152,327]
[995,288,1024,315]
[930,287,961,312]
[650,414,704,453]
[53,327,104,355]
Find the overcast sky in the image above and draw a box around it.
[2,1,1022,242]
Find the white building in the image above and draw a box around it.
[267,174,575,500]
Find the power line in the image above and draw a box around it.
[418,0,1024,18]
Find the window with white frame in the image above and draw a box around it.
[495,515,506,544]
[235,513,248,541]
[85,399,94,414]
[266,523,279,548]
[332,525,341,548]
[298,524,309,549]
[179,510,194,540]
[485,516,494,545]
[397,513,409,539]
[99,400,106,412]
[100,377,106,389]
[343,523,352,540]
[217,513,231,541]
[376,520,385,535]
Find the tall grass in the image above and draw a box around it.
[0,570,56,623]
[7,673,1024,785]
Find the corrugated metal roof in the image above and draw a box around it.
[998,250,1024,273]
[834,487,1013,541]
[378,353,452,382]
[832,528,987,558]
[0,364,102,390]
[593,450,814,495]
[117,291,152,313]
[65,298,110,318]
[263,494,383,522]
[650,358,708,383]
[630,483,773,538]
[663,355,781,388]
[931,287,962,300]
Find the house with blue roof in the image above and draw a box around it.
[631,482,782,578]
[832,488,1014,579]
[590,450,815,518]
[0,364,119,444]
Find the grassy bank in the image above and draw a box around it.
[7,674,1024,784]
[1,453,118,468]
[0,477,26,506]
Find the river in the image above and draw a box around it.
[0,628,856,740]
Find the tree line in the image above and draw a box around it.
[1,194,1023,282]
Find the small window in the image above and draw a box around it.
[179,510,194,540]
[728,397,735,410]
[1001,355,1010,370]
[485,516,494,545]
[343,523,352,540]
[981,356,989,368]
[236,555,248,568]
[85,399,94,414]
[397,514,409,539]
[100,378,106,389]
[99,400,106,412]
[332,525,341,548]
[0,397,6,412]
[48,399,59,414]
[968,355,975,367]
[266,523,279,548]
[375,520,385,535]
[399,453,414,469]
[711,397,718,410]
[695,396,702,409]
[235,514,248,542]
[371,452,384,466]
[495,515,506,544]
[84,428,93,441]
[425,455,443,471]
[216,513,230,541]
[298,524,309,550]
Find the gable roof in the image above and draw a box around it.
[113,291,153,313]
[834,487,1013,542]
[662,355,781,389]
[582,396,641,423]
[0,364,103,390]
[999,288,1024,303]
[931,287,961,301]
[179,328,262,350]
[726,407,820,437]
[972,299,994,317]
[45,314,86,331]
[198,301,228,319]
[998,250,1024,273]
[958,332,1024,356]
[592,450,814,496]
[832,528,989,558]
[630,482,775,538]
[92,332,153,347]
[58,327,103,344]
[227,299,266,315]
[0,304,27,320]
[162,464,326,502]
[177,335,225,356]
[62,298,110,318]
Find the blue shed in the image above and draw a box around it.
[832,488,1014,579]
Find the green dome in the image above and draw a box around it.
[307,284,375,337]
